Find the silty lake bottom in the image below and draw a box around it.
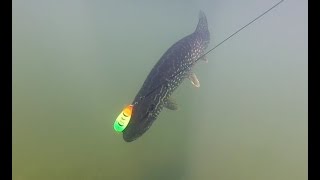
[13,0,307,180]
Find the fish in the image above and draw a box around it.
[122,11,210,142]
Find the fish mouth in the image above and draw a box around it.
[123,133,138,142]
[123,126,145,142]
[122,112,154,142]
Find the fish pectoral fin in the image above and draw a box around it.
[164,97,178,110]
[189,72,200,88]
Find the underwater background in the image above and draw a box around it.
[13,0,307,180]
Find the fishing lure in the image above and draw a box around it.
[113,105,133,132]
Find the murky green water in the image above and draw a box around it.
[13,0,307,179]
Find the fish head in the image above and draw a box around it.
[122,97,159,142]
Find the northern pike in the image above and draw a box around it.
[115,11,210,142]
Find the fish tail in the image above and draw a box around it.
[195,10,208,34]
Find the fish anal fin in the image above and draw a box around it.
[164,97,178,110]
[189,72,200,88]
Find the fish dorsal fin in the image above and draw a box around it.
[189,72,200,88]
[164,97,178,110]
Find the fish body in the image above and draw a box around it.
[123,11,210,142]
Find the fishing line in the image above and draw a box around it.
[137,0,284,103]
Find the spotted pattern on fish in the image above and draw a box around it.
[123,11,210,142]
